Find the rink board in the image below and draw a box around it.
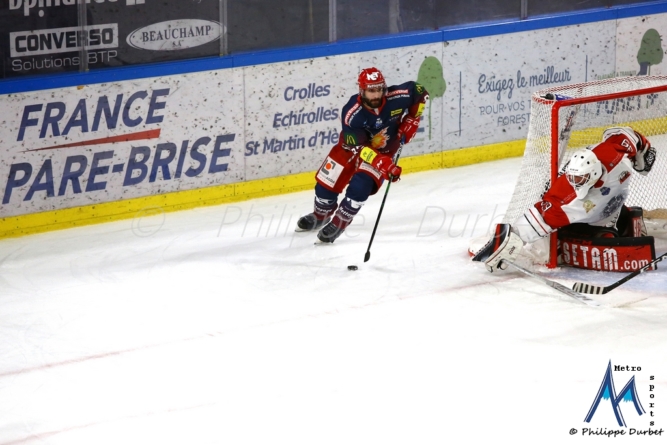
[0,140,525,238]
[2,12,667,238]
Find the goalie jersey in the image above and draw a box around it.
[519,131,641,243]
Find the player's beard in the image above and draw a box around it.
[362,96,383,108]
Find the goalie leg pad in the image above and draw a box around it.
[472,224,524,272]
[616,206,648,237]
[558,233,656,272]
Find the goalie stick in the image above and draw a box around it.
[572,251,667,295]
[501,260,601,307]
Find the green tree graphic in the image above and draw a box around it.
[637,29,664,75]
[417,56,446,140]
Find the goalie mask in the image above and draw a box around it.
[565,149,603,199]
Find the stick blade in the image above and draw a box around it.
[502,260,601,307]
[364,251,371,262]
[547,280,601,306]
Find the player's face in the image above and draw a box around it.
[567,173,590,188]
[361,87,384,108]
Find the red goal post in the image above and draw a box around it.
[502,75,667,268]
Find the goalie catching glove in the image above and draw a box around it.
[397,115,420,144]
[359,146,402,181]
[471,223,524,272]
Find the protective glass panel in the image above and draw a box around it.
[0,0,661,80]
[228,0,329,53]
[336,0,392,40]
[397,1,439,33]
[528,0,607,16]
[610,0,649,7]
[85,0,222,69]
[0,2,79,79]
[435,0,520,28]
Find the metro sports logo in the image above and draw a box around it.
[8,0,145,17]
[585,361,644,427]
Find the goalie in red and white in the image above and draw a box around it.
[473,126,658,272]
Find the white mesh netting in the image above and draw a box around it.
[502,75,667,264]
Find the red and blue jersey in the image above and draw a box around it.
[339,81,428,157]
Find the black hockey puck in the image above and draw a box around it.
[347,265,358,271]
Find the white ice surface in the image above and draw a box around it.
[0,157,665,445]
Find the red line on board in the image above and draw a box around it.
[27,128,161,151]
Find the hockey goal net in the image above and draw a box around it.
[503,75,667,268]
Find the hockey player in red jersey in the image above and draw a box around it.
[473,126,657,271]
[296,67,429,243]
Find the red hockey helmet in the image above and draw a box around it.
[358,67,386,91]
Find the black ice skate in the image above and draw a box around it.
[295,213,330,232]
[316,220,346,243]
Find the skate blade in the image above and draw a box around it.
[294,218,331,233]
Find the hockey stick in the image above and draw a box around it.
[363,143,403,263]
[501,260,601,307]
[572,251,667,295]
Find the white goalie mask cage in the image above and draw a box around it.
[564,149,603,199]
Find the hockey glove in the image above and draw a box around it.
[360,146,402,182]
[397,115,420,144]
[633,145,656,176]
[634,130,650,152]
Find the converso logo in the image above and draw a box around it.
[571,360,663,438]
[10,24,119,57]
